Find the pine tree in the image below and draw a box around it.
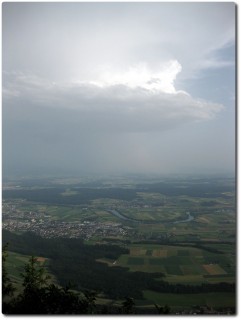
[121,297,135,314]
[2,243,15,298]
[21,256,49,293]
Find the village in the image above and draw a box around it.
[2,200,134,240]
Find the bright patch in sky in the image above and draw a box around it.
[3,68,224,133]
[92,60,182,94]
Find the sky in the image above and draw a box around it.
[2,2,236,178]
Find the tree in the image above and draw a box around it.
[3,254,99,314]
[121,297,135,314]
[83,289,97,314]
[2,243,15,298]
[21,256,49,293]
[10,256,50,314]
[155,303,170,314]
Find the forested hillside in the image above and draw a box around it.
[3,230,234,301]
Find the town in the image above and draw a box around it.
[2,200,135,240]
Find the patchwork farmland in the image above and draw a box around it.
[116,244,235,285]
[3,175,236,313]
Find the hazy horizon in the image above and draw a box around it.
[2,3,236,178]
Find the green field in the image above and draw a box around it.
[116,244,235,285]
[5,251,55,292]
[2,176,236,313]
[5,251,30,289]
[143,291,235,309]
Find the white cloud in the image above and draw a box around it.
[91,60,182,94]
[3,3,235,84]
[198,58,235,70]
[3,65,224,133]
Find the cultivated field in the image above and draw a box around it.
[143,291,235,310]
[3,175,236,312]
[116,244,235,285]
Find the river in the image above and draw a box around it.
[107,209,194,224]
[107,209,137,222]
[173,212,194,224]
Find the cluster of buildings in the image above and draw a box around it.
[2,200,133,240]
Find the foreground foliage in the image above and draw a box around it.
[3,248,171,314]
[2,253,101,314]
[2,232,235,314]
[2,230,235,301]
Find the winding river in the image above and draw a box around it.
[107,209,135,221]
[173,212,194,224]
[107,209,194,224]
